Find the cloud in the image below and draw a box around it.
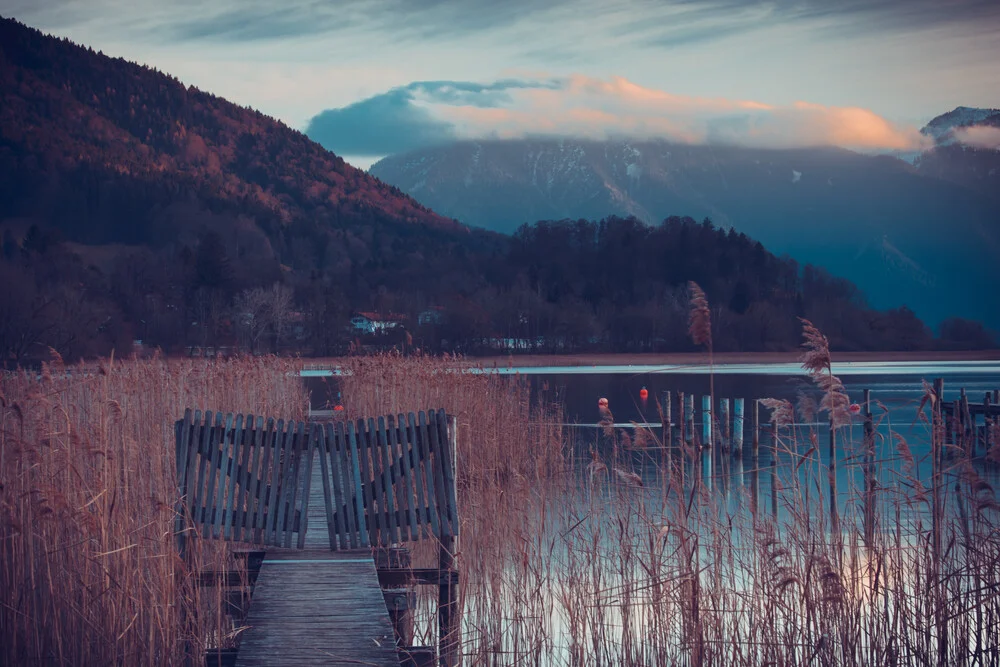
[954,125,1000,150]
[306,75,932,157]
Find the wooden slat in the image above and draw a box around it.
[192,411,212,527]
[390,414,417,543]
[439,410,459,536]
[241,416,265,543]
[333,422,357,549]
[202,412,225,539]
[283,421,306,548]
[317,425,338,550]
[231,414,252,540]
[346,421,370,548]
[428,410,451,536]
[361,418,382,543]
[275,420,299,547]
[295,424,318,549]
[377,416,400,545]
[174,409,194,555]
[223,414,244,540]
[416,411,440,541]
[253,418,276,544]
[211,413,234,540]
[265,419,287,545]
[406,412,429,540]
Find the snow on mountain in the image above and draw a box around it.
[921,106,1000,143]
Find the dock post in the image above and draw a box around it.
[733,398,744,458]
[752,400,759,464]
[702,395,712,452]
[686,394,695,446]
[863,389,875,545]
[662,391,672,472]
[985,393,993,454]
[439,416,460,667]
[932,378,944,562]
[678,391,687,449]
[720,398,730,454]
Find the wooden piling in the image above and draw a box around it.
[863,389,875,545]
[720,398,730,453]
[439,416,460,667]
[985,393,993,454]
[702,395,712,452]
[733,398,744,457]
[752,400,759,464]
[686,394,695,445]
[678,391,687,447]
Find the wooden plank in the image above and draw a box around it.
[234,549,398,667]
[390,415,417,543]
[174,409,194,556]
[296,424,318,549]
[283,421,306,548]
[361,418,383,544]
[202,412,225,539]
[439,411,459,537]
[264,419,287,545]
[238,417,264,543]
[346,421,370,548]
[377,416,400,545]
[223,414,244,540]
[192,411,212,528]
[333,422,358,549]
[231,415,253,540]
[275,420,299,547]
[212,413,235,540]
[406,412,429,540]
[426,410,450,537]
[253,418,276,544]
[416,411,440,540]
[317,424,338,550]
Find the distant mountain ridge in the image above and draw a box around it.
[0,16,462,259]
[921,106,1000,143]
[369,137,1000,330]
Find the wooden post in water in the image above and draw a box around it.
[720,398,730,454]
[678,391,687,449]
[932,378,944,563]
[829,414,839,539]
[662,391,673,461]
[985,393,993,455]
[733,398,745,458]
[439,416,460,667]
[863,389,875,545]
[702,395,712,452]
[752,400,760,464]
[962,390,973,457]
[686,394,695,446]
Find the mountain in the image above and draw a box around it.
[369,138,1000,330]
[0,16,501,363]
[0,16,469,258]
[920,106,1000,144]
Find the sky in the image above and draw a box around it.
[4,0,1000,169]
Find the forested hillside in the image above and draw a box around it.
[0,17,993,365]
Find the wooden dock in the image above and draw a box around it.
[234,453,398,667]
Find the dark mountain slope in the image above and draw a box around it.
[370,138,1000,329]
[0,16,465,262]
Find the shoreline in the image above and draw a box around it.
[469,349,1000,368]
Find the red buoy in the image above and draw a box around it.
[598,397,609,409]
[639,387,649,401]
[849,403,861,414]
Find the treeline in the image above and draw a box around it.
[2,215,995,366]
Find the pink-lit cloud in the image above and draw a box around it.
[419,75,932,152]
[954,125,1000,149]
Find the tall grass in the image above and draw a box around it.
[0,354,307,666]
[3,349,997,666]
[340,351,1000,665]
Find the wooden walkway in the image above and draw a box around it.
[234,453,399,667]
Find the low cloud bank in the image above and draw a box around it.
[307,75,932,158]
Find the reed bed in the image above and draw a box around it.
[341,349,1000,666]
[2,347,997,666]
[0,354,307,666]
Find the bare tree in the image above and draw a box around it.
[233,283,294,354]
